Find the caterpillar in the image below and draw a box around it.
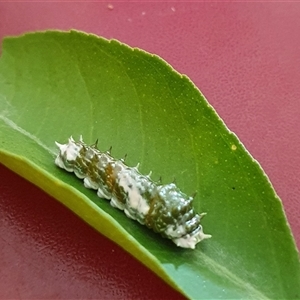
[55,136,211,249]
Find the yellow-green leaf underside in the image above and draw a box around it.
[0,30,299,299]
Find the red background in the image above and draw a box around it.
[0,2,299,299]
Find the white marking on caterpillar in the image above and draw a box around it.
[55,137,211,249]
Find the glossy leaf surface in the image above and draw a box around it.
[0,31,299,299]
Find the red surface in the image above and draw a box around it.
[1,2,299,299]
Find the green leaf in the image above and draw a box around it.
[0,30,299,299]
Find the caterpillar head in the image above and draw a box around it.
[147,183,211,248]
